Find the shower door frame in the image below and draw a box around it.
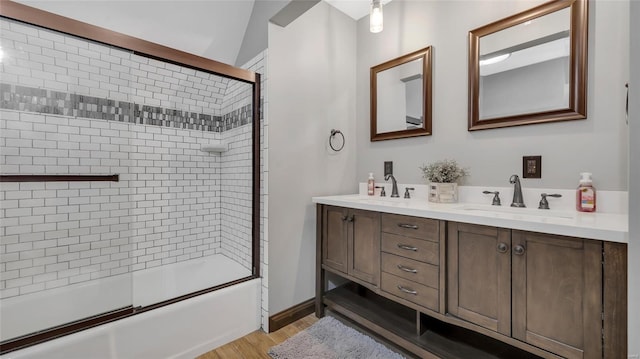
[0,0,261,353]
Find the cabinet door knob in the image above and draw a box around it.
[341,215,348,221]
[397,285,418,295]
[397,264,418,273]
[346,215,354,222]
[513,245,526,256]
[497,242,509,253]
[397,244,418,251]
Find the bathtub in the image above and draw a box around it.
[1,255,260,358]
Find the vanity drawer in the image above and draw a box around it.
[381,213,439,242]
[381,272,438,312]
[381,252,438,289]
[382,233,439,265]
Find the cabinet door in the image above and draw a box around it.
[322,206,348,274]
[512,231,602,359]
[447,222,511,336]
[348,209,380,286]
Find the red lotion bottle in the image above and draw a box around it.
[576,172,596,212]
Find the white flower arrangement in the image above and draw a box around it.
[420,159,469,183]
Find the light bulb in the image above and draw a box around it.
[479,53,510,66]
[370,0,383,33]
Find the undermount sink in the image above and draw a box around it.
[349,196,408,205]
[455,204,576,220]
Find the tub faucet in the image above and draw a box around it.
[385,174,400,198]
[509,174,526,207]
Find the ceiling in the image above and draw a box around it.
[325,0,393,20]
[16,0,256,65]
[14,0,392,66]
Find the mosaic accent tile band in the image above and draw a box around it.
[0,83,254,132]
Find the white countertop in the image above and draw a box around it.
[312,194,628,243]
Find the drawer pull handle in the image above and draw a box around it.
[398,223,418,229]
[397,285,417,295]
[397,244,418,251]
[397,264,417,273]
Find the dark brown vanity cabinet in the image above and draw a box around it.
[379,213,442,313]
[317,204,627,359]
[512,230,603,359]
[321,205,380,286]
[448,222,604,359]
[447,223,512,336]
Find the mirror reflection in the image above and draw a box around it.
[371,46,432,141]
[377,58,423,132]
[479,8,570,120]
[468,0,588,131]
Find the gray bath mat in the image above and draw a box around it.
[268,316,405,359]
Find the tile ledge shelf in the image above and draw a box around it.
[200,143,227,153]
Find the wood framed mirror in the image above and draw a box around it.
[371,46,432,141]
[468,0,588,131]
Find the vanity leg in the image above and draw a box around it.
[603,242,627,358]
[316,204,325,318]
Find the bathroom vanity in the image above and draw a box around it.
[313,193,627,359]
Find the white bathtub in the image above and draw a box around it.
[1,255,260,359]
[1,273,132,342]
[132,254,252,307]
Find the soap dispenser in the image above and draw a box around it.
[367,173,375,196]
[576,172,596,212]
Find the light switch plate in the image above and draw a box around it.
[384,161,393,176]
[523,156,541,178]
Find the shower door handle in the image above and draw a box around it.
[626,83,629,124]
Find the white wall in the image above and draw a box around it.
[628,1,639,356]
[267,1,356,314]
[235,0,288,67]
[356,0,629,191]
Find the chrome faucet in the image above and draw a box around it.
[538,193,562,209]
[482,190,501,206]
[385,174,400,198]
[509,174,526,207]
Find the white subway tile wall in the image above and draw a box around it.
[220,124,253,269]
[0,19,226,117]
[0,110,225,299]
[0,18,262,303]
[240,50,270,332]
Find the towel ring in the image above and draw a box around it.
[329,129,345,151]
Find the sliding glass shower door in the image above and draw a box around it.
[1,9,260,352]
[0,17,135,347]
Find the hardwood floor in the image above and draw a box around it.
[196,314,319,358]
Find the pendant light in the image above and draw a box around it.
[370,0,383,33]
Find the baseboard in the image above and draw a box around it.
[268,298,315,333]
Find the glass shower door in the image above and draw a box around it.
[0,18,134,349]
[127,56,256,308]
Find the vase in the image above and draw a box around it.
[428,182,458,203]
